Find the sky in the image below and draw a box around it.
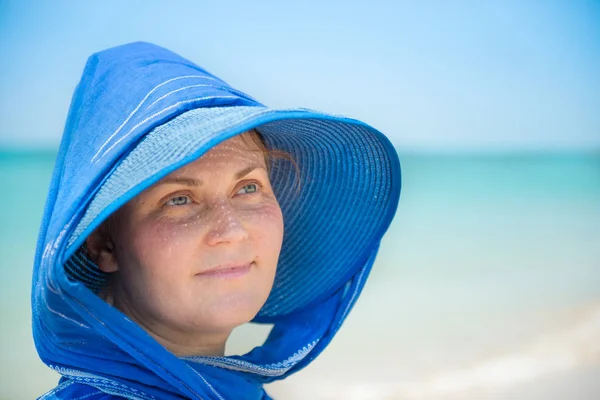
[0,0,599,152]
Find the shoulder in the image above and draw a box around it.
[38,379,126,400]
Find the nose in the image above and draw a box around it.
[205,202,249,246]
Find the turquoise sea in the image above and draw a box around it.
[1,150,599,399]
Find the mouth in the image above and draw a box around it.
[195,262,254,279]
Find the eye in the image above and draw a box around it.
[165,195,191,206]
[236,182,259,195]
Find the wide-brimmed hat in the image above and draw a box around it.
[61,42,401,321]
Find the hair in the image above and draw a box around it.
[240,129,301,195]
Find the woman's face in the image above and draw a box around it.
[92,133,283,345]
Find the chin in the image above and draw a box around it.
[196,296,267,331]
[193,312,256,335]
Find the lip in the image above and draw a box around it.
[195,262,253,279]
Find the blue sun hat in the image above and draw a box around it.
[32,42,401,399]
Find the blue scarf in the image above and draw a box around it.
[32,42,394,399]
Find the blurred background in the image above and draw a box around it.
[1,1,599,399]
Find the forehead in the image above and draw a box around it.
[169,133,265,176]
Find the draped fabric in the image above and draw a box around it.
[32,42,401,399]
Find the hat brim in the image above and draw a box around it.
[64,105,401,320]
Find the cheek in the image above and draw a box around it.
[242,202,284,259]
[126,218,197,268]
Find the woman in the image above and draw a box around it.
[32,42,401,399]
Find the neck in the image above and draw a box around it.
[146,329,228,357]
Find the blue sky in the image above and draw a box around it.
[1,0,599,151]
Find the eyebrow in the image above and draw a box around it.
[157,164,266,188]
